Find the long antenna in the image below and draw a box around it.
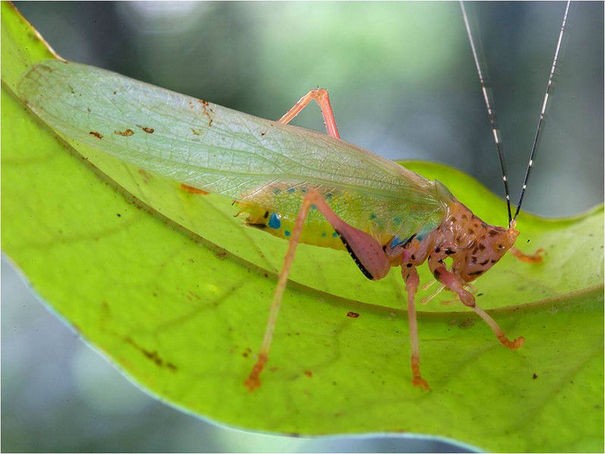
[513,0,571,221]
[459,1,512,225]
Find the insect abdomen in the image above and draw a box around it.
[243,202,345,250]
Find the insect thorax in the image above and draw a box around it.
[393,200,519,283]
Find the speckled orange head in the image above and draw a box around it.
[461,221,518,282]
[440,202,520,283]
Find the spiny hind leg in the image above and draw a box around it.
[245,189,390,390]
[244,192,318,390]
[277,89,341,138]
[427,259,524,350]
[510,246,544,263]
[402,266,430,390]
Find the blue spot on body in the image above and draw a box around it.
[284,230,291,237]
[393,216,402,226]
[332,231,339,238]
[287,187,296,193]
[268,213,281,229]
[390,236,402,249]
[370,213,377,220]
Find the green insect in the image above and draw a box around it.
[17,1,570,390]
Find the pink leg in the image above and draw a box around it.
[402,266,430,390]
[429,261,524,349]
[278,89,341,139]
[245,190,390,391]
[510,247,544,263]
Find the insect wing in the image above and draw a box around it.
[18,60,447,240]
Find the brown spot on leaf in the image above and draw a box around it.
[187,290,202,301]
[138,168,152,183]
[199,99,214,126]
[144,350,163,365]
[114,128,134,136]
[304,370,313,378]
[138,125,154,134]
[346,311,360,318]
[124,336,176,371]
[180,183,208,195]
[100,300,111,314]
[214,250,227,259]
[89,131,103,139]
[457,318,475,329]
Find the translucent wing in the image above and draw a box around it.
[17,60,449,241]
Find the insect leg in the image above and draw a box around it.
[419,283,446,305]
[245,190,390,391]
[510,247,544,263]
[427,258,525,349]
[402,266,430,390]
[277,89,341,138]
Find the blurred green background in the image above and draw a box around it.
[3,2,602,452]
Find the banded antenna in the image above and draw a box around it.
[459,1,512,224]
[459,1,572,226]
[513,0,571,221]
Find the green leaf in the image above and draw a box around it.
[2,3,603,452]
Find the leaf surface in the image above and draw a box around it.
[2,4,603,451]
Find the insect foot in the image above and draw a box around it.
[413,377,430,390]
[497,334,525,350]
[510,247,545,263]
[411,357,430,390]
[472,305,524,350]
[245,353,267,391]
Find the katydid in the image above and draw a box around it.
[16,1,570,391]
